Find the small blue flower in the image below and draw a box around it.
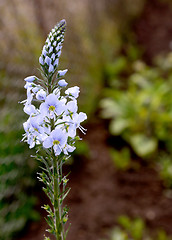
[40,93,65,119]
[36,89,47,101]
[58,79,68,87]
[43,128,68,156]
[65,86,80,99]
[24,76,37,82]
[58,69,68,77]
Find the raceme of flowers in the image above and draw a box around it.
[21,20,87,156]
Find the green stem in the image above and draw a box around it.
[53,153,63,240]
[48,80,65,240]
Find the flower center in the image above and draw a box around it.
[49,105,55,111]
[53,140,60,145]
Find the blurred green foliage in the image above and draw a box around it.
[0,70,40,240]
[108,215,172,240]
[100,45,172,166]
[110,148,132,171]
[101,52,172,158]
[158,153,172,188]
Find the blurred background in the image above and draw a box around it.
[1,0,172,239]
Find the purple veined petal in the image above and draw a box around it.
[39,56,44,65]
[24,76,37,82]
[43,136,53,148]
[58,69,68,77]
[58,79,68,87]
[45,56,51,66]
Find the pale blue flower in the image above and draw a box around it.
[40,93,65,119]
[43,128,68,156]
[36,89,46,101]
[58,79,68,87]
[24,103,36,115]
[65,86,80,99]
[65,100,78,115]
[63,144,76,155]
[58,69,68,77]
[63,112,87,137]
[24,76,37,82]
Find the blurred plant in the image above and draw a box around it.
[107,215,172,240]
[157,153,172,188]
[0,72,39,240]
[21,20,87,240]
[110,148,131,170]
[100,51,172,159]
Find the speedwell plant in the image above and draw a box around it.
[21,19,87,240]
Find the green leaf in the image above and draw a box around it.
[109,119,130,135]
[129,134,157,157]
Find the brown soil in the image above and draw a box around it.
[18,120,172,240]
